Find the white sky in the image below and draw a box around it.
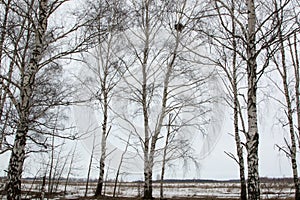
[0,103,293,180]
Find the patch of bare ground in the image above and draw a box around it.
[57,196,294,200]
[0,192,295,200]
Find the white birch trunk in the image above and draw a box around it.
[48,129,55,194]
[283,61,300,200]
[246,0,260,199]
[142,1,152,198]
[94,14,116,196]
[277,24,300,200]
[231,1,247,198]
[290,36,300,199]
[95,88,108,196]
[6,1,48,199]
[160,115,172,199]
[0,1,11,149]
[290,34,300,149]
[113,134,131,197]
[233,34,247,200]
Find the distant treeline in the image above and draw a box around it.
[152,177,294,183]
[0,176,294,184]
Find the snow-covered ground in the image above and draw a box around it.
[0,179,295,199]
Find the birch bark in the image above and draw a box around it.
[141,1,152,198]
[230,1,247,198]
[0,0,12,151]
[232,26,247,200]
[290,33,300,149]
[95,86,108,196]
[6,1,48,199]
[246,0,260,199]
[291,34,300,200]
[160,114,172,199]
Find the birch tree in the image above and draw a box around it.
[268,1,300,199]
[5,1,49,198]
[159,112,201,199]
[116,1,216,198]
[211,1,247,199]
[78,0,127,196]
[212,1,261,197]
[245,1,297,199]
[117,2,168,198]
[0,0,89,199]
[206,0,294,199]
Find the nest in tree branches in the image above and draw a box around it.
[174,23,184,32]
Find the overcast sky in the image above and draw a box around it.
[76,109,293,181]
[0,103,293,180]
[0,0,296,184]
